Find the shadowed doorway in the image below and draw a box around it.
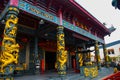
[45,51,56,71]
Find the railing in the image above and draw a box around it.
[102,71,120,80]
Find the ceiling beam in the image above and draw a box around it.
[46,0,53,11]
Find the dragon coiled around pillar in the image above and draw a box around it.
[97,55,101,63]
[0,14,19,74]
[78,53,83,67]
[56,27,67,75]
[57,50,67,70]
[95,41,101,63]
[104,49,109,62]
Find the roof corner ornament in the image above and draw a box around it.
[108,25,116,33]
[112,0,120,10]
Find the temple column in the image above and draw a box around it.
[69,52,72,69]
[34,36,39,73]
[34,37,38,61]
[103,44,109,67]
[25,42,30,70]
[75,48,80,72]
[94,41,101,69]
[78,51,83,75]
[41,49,45,74]
[55,8,67,76]
[56,26,67,76]
[67,51,70,69]
[0,5,19,79]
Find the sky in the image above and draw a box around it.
[75,0,120,44]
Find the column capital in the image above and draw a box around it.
[57,26,64,29]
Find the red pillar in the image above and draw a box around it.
[41,59,45,74]
[10,0,19,6]
[58,8,63,25]
[73,59,76,71]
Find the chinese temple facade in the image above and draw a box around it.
[0,0,111,79]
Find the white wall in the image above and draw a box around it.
[99,44,120,59]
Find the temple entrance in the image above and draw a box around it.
[45,51,56,71]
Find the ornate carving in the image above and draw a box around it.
[78,53,83,67]
[56,26,67,75]
[0,7,19,74]
[57,50,67,70]
[95,41,101,63]
[105,48,109,62]
[84,66,98,78]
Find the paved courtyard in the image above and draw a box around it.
[14,67,114,80]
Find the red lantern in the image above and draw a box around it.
[0,42,2,46]
[19,44,23,49]
[21,38,28,43]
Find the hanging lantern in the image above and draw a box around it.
[21,38,28,43]
[0,41,2,46]
[19,44,23,49]
[70,51,75,55]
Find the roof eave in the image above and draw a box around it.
[69,0,111,34]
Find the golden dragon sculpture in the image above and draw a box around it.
[56,26,67,75]
[0,14,19,74]
[57,50,67,70]
[78,53,83,67]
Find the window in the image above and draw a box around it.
[108,49,115,55]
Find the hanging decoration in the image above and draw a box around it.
[21,37,28,43]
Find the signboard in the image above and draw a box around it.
[18,1,59,24]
